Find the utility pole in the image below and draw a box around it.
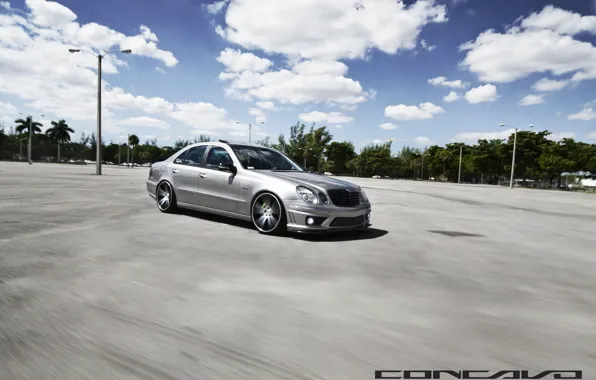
[96,55,102,174]
[458,145,463,184]
[499,123,533,189]
[127,133,130,167]
[18,112,44,164]
[68,48,132,175]
[249,124,252,143]
[421,153,424,181]
[28,117,32,164]
[509,128,518,189]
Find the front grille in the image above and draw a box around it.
[327,189,361,207]
[330,215,365,227]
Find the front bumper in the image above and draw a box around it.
[284,200,372,233]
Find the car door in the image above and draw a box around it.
[169,145,207,205]
[198,145,243,214]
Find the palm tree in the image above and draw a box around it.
[14,116,43,162]
[14,116,43,135]
[128,134,139,167]
[45,120,74,162]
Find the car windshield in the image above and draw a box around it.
[230,145,303,171]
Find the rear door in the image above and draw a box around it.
[169,145,207,205]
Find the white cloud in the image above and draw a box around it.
[0,100,17,116]
[216,48,272,73]
[520,5,596,36]
[298,111,353,124]
[385,102,444,120]
[464,84,498,104]
[379,122,397,130]
[156,67,166,74]
[335,124,343,129]
[454,129,515,142]
[420,39,436,52]
[519,94,545,106]
[587,132,596,139]
[248,107,267,123]
[1,1,10,10]
[459,6,596,84]
[218,61,373,106]
[547,132,576,141]
[205,0,229,15]
[428,76,469,89]
[532,77,569,92]
[119,116,171,130]
[568,108,596,121]
[443,91,460,102]
[413,136,433,145]
[213,0,447,61]
[0,0,185,131]
[256,101,275,110]
[291,60,349,76]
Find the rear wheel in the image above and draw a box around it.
[156,181,177,213]
[251,192,286,235]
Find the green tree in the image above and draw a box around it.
[14,116,43,136]
[128,134,140,167]
[539,138,577,187]
[45,119,74,162]
[305,125,333,172]
[325,141,356,174]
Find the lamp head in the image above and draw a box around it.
[121,49,132,54]
[68,49,80,53]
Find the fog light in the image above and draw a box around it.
[306,217,315,225]
[366,213,371,219]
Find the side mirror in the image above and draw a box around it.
[218,163,237,175]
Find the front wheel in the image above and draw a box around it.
[156,181,178,213]
[251,192,287,235]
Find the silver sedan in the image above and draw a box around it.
[146,140,372,235]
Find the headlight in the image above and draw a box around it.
[296,186,319,204]
[318,192,330,205]
[360,190,369,204]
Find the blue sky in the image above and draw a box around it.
[0,0,595,151]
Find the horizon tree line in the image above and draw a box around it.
[1,117,595,186]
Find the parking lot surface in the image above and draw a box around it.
[1,161,595,380]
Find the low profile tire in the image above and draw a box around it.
[251,192,287,235]
[156,181,178,213]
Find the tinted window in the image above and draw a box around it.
[174,146,206,166]
[205,146,233,168]
[174,149,188,163]
[185,146,207,165]
[230,145,302,171]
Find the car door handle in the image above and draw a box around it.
[199,172,207,178]
[172,169,179,174]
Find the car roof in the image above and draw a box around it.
[184,140,272,150]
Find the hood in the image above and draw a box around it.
[262,171,360,192]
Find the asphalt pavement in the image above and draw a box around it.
[1,161,595,380]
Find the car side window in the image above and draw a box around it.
[184,146,207,166]
[173,149,188,164]
[173,146,207,166]
[205,146,233,169]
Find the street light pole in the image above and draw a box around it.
[19,112,44,165]
[510,128,518,189]
[458,145,463,184]
[96,54,102,174]
[236,121,264,143]
[499,123,533,189]
[127,133,130,167]
[68,47,132,175]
